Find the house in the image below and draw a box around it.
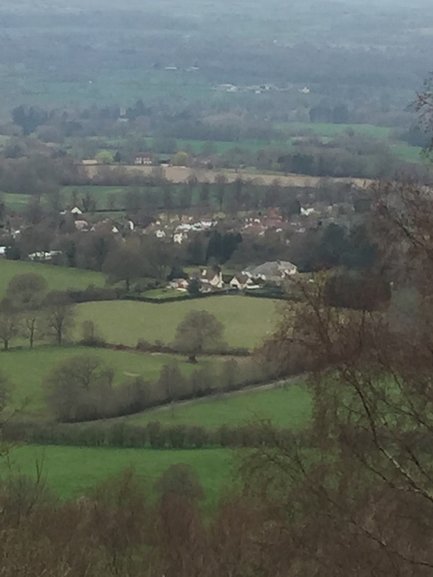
[173,232,187,244]
[74,219,89,231]
[229,274,259,290]
[201,268,224,290]
[244,261,298,282]
[28,250,62,262]
[300,207,317,217]
[169,278,189,292]
[134,154,153,166]
[0,246,7,258]
[71,206,83,216]
[155,230,166,239]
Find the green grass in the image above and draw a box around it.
[0,260,105,298]
[5,445,235,502]
[61,185,129,211]
[126,384,311,430]
[391,143,423,163]
[143,288,187,300]
[1,346,213,419]
[287,122,393,139]
[77,296,278,349]
[2,192,31,211]
[158,138,282,154]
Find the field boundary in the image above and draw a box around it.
[5,375,307,450]
[82,163,373,188]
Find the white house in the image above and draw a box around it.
[169,278,189,292]
[201,268,224,290]
[74,220,89,231]
[244,261,298,282]
[229,274,259,290]
[134,154,153,166]
[173,232,187,244]
[28,250,62,262]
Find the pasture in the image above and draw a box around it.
[125,383,312,430]
[5,445,234,503]
[0,260,105,298]
[286,122,393,139]
[1,346,215,419]
[76,296,279,349]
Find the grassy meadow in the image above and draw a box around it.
[1,346,216,419]
[76,296,279,349]
[286,122,393,139]
[5,445,235,503]
[125,383,311,430]
[0,259,105,298]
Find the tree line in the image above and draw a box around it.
[41,352,272,423]
[5,415,298,450]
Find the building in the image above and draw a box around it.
[200,268,224,290]
[134,154,153,166]
[244,261,298,282]
[229,274,259,290]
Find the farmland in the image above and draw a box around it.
[0,260,105,298]
[76,297,279,349]
[125,383,311,430]
[83,163,373,188]
[1,346,217,419]
[5,445,234,503]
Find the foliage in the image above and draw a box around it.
[45,355,115,422]
[174,310,226,361]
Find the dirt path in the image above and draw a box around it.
[84,164,373,189]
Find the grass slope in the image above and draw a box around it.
[1,346,212,419]
[0,260,105,298]
[126,384,311,430]
[76,297,278,349]
[6,445,234,503]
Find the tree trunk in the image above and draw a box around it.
[29,323,35,349]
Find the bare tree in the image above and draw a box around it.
[241,181,433,575]
[45,291,75,346]
[45,354,114,422]
[0,299,19,352]
[6,273,48,348]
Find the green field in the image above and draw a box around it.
[61,185,128,211]
[5,445,234,503]
[390,143,423,163]
[77,297,279,349]
[287,122,393,139]
[1,192,31,212]
[0,259,105,298]
[126,383,311,429]
[1,346,213,419]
